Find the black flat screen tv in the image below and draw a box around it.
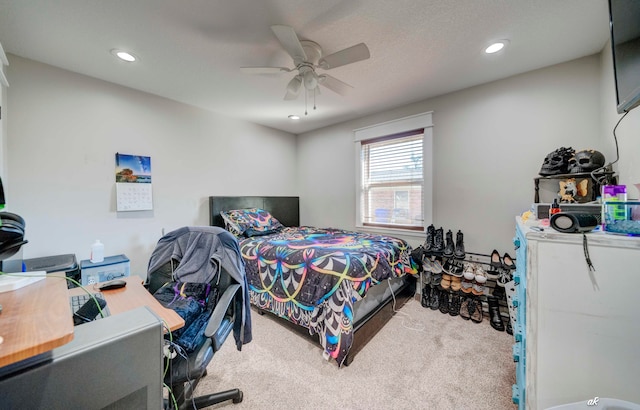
[609,0,640,114]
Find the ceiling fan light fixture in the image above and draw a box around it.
[485,40,509,54]
[111,49,137,62]
[284,75,303,100]
[288,115,300,120]
[286,75,302,93]
[302,70,318,90]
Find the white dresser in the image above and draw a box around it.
[516,219,640,409]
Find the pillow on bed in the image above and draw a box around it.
[220,208,284,237]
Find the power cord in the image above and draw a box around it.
[386,278,425,332]
[591,110,629,186]
[170,342,199,410]
[163,383,179,410]
[163,337,201,410]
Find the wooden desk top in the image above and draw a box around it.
[68,275,184,333]
[0,275,74,368]
[0,274,184,370]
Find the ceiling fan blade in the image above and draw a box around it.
[240,66,291,74]
[318,74,353,96]
[284,75,302,100]
[318,43,370,70]
[271,25,307,65]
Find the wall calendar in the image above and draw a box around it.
[115,153,153,211]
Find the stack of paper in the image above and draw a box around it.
[0,272,47,293]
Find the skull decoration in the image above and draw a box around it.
[539,147,575,176]
[568,149,606,173]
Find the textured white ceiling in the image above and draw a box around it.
[0,0,610,134]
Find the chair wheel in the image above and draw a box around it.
[233,391,243,404]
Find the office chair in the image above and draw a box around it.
[147,226,252,410]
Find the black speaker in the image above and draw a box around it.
[0,211,27,260]
[550,212,600,233]
[0,212,25,244]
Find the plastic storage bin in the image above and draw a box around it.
[603,201,640,235]
[80,254,130,285]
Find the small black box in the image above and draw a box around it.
[534,203,601,220]
[23,254,80,288]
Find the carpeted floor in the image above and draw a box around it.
[192,298,516,410]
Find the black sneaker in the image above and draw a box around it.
[449,294,461,316]
[454,230,465,259]
[421,285,430,308]
[443,229,455,258]
[470,297,483,323]
[438,290,449,314]
[487,296,504,331]
[429,286,440,310]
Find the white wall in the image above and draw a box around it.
[297,55,603,255]
[0,76,5,183]
[8,48,637,277]
[600,41,640,197]
[5,55,297,277]
[0,46,6,185]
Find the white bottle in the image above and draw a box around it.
[90,240,104,263]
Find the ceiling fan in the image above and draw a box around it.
[241,25,370,109]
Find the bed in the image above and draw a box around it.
[209,196,418,366]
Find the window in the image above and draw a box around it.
[354,112,433,233]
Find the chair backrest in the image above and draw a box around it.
[146,259,176,294]
[146,226,251,351]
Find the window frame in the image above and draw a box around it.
[354,112,433,236]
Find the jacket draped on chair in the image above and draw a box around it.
[147,226,252,349]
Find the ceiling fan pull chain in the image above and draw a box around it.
[313,88,317,110]
[305,87,308,115]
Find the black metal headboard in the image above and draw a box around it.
[209,196,300,228]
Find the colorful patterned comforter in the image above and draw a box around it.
[240,226,417,366]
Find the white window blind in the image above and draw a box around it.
[360,129,424,230]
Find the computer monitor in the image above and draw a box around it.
[0,307,164,409]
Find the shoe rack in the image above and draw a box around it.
[466,252,512,328]
[417,247,515,329]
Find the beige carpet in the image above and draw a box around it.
[194,298,516,410]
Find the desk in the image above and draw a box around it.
[0,274,184,369]
[0,275,73,368]
[68,275,184,332]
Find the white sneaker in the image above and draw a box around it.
[463,263,476,280]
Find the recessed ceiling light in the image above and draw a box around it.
[111,49,137,62]
[288,115,300,120]
[485,40,509,54]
